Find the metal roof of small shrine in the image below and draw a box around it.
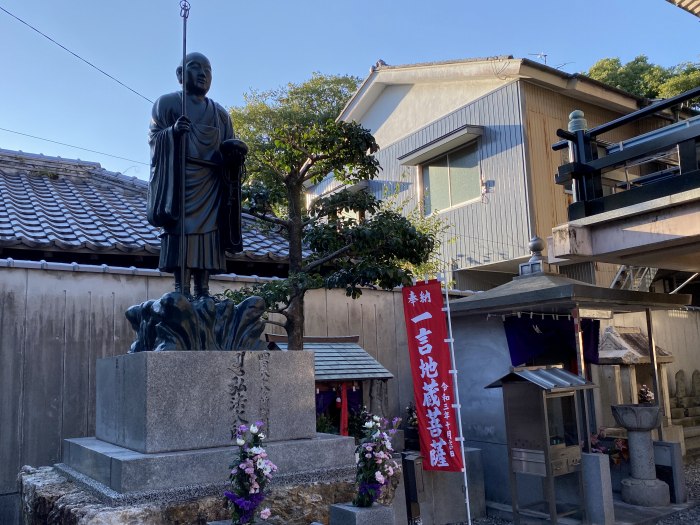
[486,366,595,392]
[0,149,290,264]
[271,336,393,381]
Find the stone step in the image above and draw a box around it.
[671,408,686,419]
[58,433,356,504]
[683,425,700,439]
[675,417,697,427]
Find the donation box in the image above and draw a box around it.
[488,365,596,524]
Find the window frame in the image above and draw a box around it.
[419,140,482,216]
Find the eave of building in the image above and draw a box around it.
[666,0,700,17]
[339,57,645,125]
[549,187,700,272]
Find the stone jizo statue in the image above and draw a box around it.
[147,51,247,298]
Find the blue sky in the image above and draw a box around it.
[0,0,698,180]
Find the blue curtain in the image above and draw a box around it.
[503,317,599,368]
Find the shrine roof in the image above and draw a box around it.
[450,272,690,317]
[270,336,393,381]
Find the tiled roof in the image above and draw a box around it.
[0,149,289,264]
[274,341,394,381]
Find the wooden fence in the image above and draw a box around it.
[0,263,415,512]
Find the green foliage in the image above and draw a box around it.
[379,173,451,279]
[225,273,324,312]
[230,74,371,210]
[225,73,437,345]
[316,413,338,434]
[348,406,371,443]
[586,55,700,107]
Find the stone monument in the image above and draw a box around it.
[52,47,357,520]
[611,404,670,506]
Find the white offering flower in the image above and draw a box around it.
[364,421,375,429]
[372,415,381,422]
[236,437,245,446]
[250,424,259,434]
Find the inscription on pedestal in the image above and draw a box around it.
[96,351,315,453]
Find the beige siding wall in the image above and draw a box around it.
[521,82,668,286]
[521,81,650,240]
[0,265,413,497]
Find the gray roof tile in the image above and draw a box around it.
[275,342,394,381]
[0,149,290,264]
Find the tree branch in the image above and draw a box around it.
[242,208,289,229]
[302,244,352,273]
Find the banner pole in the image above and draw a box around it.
[440,272,472,525]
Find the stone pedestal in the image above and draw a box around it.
[58,351,356,505]
[96,351,315,452]
[582,452,614,525]
[611,404,670,507]
[329,503,394,525]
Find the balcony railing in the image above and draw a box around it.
[553,86,700,220]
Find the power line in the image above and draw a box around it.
[0,126,149,165]
[0,5,154,104]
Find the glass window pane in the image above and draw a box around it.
[449,144,480,205]
[422,157,449,214]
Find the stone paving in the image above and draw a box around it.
[467,454,700,525]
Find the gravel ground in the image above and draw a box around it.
[462,454,700,525]
[656,454,700,525]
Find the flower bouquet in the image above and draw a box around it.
[638,384,655,404]
[225,422,277,524]
[590,428,629,465]
[353,414,402,507]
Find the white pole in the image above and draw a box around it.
[440,273,472,525]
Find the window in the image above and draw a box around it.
[422,142,480,215]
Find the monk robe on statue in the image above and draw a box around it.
[147,52,246,298]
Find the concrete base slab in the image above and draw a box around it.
[621,477,670,507]
[0,493,20,525]
[329,502,394,525]
[486,493,698,525]
[58,432,355,503]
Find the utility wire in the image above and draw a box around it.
[0,127,149,165]
[0,5,154,104]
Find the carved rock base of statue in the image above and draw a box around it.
[126,293,267,352]
[56,351,356,504]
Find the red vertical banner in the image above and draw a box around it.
[402,280,464,471]
[340,382,349,436]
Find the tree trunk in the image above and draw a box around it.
[285,176,305,350]
[286,291,305,351]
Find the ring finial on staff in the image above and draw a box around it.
[180,0,190,19]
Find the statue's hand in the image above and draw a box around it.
[220,139,248,163]
[173,116,191,136]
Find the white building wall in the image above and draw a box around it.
[359,78,511,147]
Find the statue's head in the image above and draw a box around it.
[176,52,212,96]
